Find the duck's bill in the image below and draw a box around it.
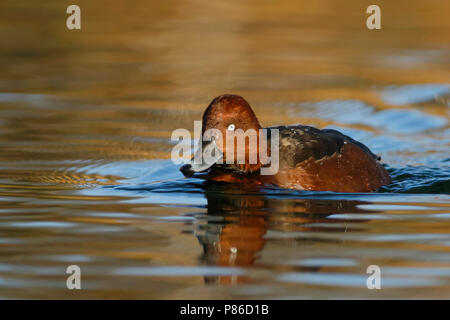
[180,139,223,177]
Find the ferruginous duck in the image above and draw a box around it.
[180,94,391,192]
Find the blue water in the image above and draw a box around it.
[0,0,449,299]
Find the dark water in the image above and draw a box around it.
[0,0,449,298]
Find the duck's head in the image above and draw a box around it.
[180,94,264,177]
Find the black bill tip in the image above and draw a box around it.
[180,164,195,178]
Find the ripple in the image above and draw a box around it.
[386,166,450,194]
[5,221,75,229]
[292,99,447,134]
[286,258,358,267]
[111,266,246,277]
[277,272,442,288]
[0,93,49,106]
[383,267,450,277]
[380,84,450,106]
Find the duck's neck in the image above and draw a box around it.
[224,130,271,175]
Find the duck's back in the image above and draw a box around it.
[270,125,390,192]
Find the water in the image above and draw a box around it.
[0,0,449,299]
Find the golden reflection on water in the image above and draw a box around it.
[0,0,449,299]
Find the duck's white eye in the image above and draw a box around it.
[227,124,235,131]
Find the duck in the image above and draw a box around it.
[180,94,391,192]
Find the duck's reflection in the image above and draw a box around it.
[195,183,375,285]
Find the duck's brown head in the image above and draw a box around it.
[201,94,261,134]
[180,94,265,177]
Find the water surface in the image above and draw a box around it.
[0,0,449,299]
